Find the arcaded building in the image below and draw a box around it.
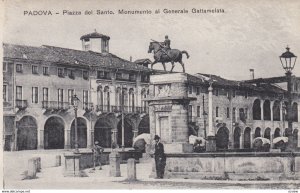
[3,31,300,152]
[3,31,151,151]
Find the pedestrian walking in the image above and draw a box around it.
[154,135,166,179]
[92,141,104,170]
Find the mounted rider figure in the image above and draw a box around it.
[161,35,171,59]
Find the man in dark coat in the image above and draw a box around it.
[92,141,104,170]
[154,135,166,179]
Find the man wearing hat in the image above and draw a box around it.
[92,141,104,170]
[154,135,166,179]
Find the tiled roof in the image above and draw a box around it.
[80,31,110,40]
[3,43,151,72]
[195,73,286,94]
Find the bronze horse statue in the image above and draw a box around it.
[148,41,189,73]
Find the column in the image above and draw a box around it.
[111,129,118,147]
[65,129,71,149]
[110,86,115,106]
[270,101,274,121]
[240,132,244,149]
[87,120,92,148]
[280,102,283,121]
[208,85,214,137]
[260,100,264,120]
[250,131,254,148]
[298,103,300,123]
[39,130,44,149]
[133,129,138,139]
[206,83,216,152]
[270,133,274,148]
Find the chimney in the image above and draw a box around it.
[249,69,254,80]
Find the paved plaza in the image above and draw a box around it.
[2,150,300,189]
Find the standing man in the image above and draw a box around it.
[154,135,166,179]
[92,141,104,170]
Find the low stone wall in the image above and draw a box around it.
[160,152,300,180]
[78,150,142,170]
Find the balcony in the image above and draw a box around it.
[16,100,28,110]
[95,105,148,114]
[42,101,70,110]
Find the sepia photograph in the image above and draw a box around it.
[1,0,300,191]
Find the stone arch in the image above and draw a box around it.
[244,127,251,149]
[253,99,261,120]
[264,128,271,140]
[233,127,241,149]
[117,117,134,147]
[94,117,112,148]
[263,100,271,120]
[70,117,87,148]
[274,128,281,138]
[292,102,298,122]
[17,115,38,150]
[273,100,281,121]
[44,116,65,149]
[216,127,229,150]
[138,115,150,135]
[254,127,261,138]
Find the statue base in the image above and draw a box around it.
[164,143,193,153]
[206,136,216,152]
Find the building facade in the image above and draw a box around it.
[2,31,300,151]
[3,31,151,151]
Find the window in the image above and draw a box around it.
[97,71,110,79]
[68,69,75,79]
[32,65,38,74]
[3,62,7,72]
[16,86,22,100]
[83,71,89,80]
[116,72,122,80]
[84,44,90,51]
[32,87,38,103]
[16,64,23,73]
[68,89,74,105]
[58,89,64,102]
[245,108,248,119]
[43,67,49,75]
[226,107,230,118]
[3,85,7,102]
[232,90,236,98]
[189,86,192,94]
[43,88,48,102]
[196,87,200,95]
[58,68,64,77]
[197,106,201,117]
[216,107,219,117]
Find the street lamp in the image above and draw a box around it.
[72,94,80,153]
[279,46,297,151]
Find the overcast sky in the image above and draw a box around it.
[2,0,300,80]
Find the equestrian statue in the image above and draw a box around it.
[148,35,189,73]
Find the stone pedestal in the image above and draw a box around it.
[127,158,136,180]
[206,136,216,152]
[64,153,81,177]
[27,158,37,179]
[109,151,121,177]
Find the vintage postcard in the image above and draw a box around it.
[1,0,300,191]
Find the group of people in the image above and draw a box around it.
[92,134,166,179]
